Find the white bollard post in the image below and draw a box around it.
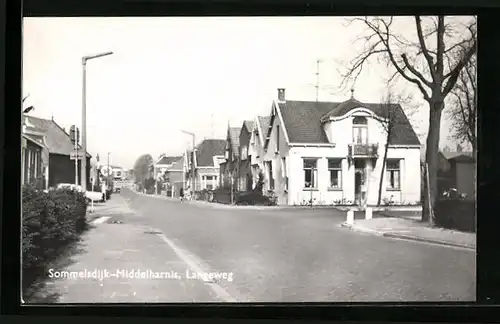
[365,207,372,220]
[346,210,354,225]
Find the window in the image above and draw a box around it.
[303,158,318,188]
[353,116,368,144]
[328,159,342,189]
[205,176,214,181]
[386,159,400,190]
[276,125,280,153]
[268,161,274,190]
[281,158,288,191]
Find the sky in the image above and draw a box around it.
[22,17,468,169]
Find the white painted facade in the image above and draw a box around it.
[264,101,421,206]
[248,116,268,189]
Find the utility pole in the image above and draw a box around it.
[81,51,113,192]
[181,130,196,197]
[107,152,110,189]
[74,130,79,186]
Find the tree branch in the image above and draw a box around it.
[442,43,477,96]
[415,16,436,81]
[401,53,433,87]
[373,19,431,101]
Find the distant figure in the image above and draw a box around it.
[101,181,107,202]
[180,187,184,201]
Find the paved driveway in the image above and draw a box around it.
[119,190,476,302]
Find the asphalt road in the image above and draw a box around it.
[119,189,476,302]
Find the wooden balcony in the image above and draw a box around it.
[348,143,379,158]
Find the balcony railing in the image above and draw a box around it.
[348,143,379,158]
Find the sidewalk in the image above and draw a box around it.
[342,217,476,250]
[133,190,284,211]
[25,195,224,303]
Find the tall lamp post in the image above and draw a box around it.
[81,51,113,192]
[181,130,196,195]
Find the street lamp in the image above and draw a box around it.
[81,51,113,192]
[181,130,196,195]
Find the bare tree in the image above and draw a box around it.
[376,89,417,206]
[447,54,477,156]
[340,16,476,225]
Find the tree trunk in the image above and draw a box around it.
[422,102,444,225]
[377,136,390,206]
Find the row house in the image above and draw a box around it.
[220,127,241,189]
[23,115,92,189]
[223,88,421,206]
[260,88,421,206]
[185,139,226,192]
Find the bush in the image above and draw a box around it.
[195,189,214,202]
[22,185,88,292]
[213,188,231,204]
[235,190,276,206]
[435,198,476,233]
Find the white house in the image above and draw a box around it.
[262,88,421,206]
[185,139,226,191]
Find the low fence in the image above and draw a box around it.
[435,199,476,233]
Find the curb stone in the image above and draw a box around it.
[340,222,384,236]
[341,222,475,250]
[382,232,476,251]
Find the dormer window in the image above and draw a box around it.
[352,116,368,144]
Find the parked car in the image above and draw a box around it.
[56,183,103,203]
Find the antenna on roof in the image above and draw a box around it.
[315,59,321,103]
[211,113,214,139]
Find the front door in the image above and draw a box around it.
[354,159,366,205]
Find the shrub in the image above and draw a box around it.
[435,198,476,233]
[235,190,276,206]
[195,189,214,202]
[22,185,88,292]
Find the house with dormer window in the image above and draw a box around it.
[263,88,421,206]
[185,139,226,191]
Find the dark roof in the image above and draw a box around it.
[24,115,91,157]
[169,156,185,171]
[156,155,182,165]
[229,127,241,156]
[257,116,271,137]
[277,98,420,145]
[195,139,226,167]
[243,120,254,133]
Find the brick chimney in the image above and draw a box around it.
[277,88,285,102]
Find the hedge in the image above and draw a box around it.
[22,185,88,292]
[435,198,476,233]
